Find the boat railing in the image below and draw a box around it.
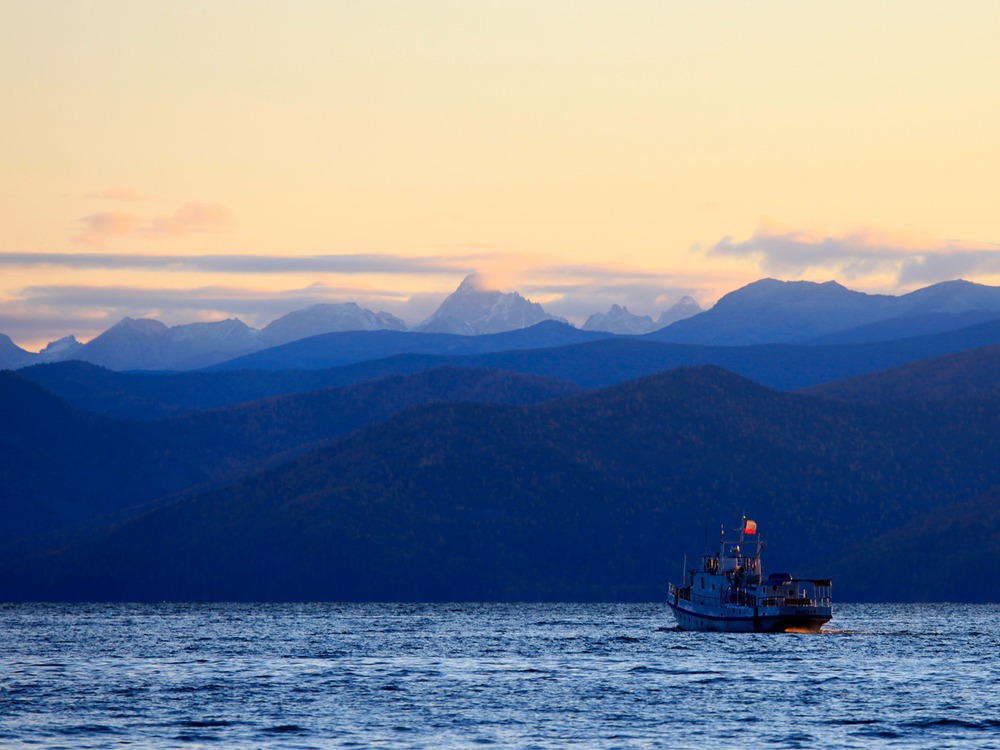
[667,583,692,603]
[758,593,833,608]
[724,589,756,607]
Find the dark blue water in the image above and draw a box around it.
[1,603,998,749]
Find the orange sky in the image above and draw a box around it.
[3,1,1000,349]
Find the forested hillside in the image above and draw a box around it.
[5,367,998,602]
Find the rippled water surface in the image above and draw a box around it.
[1,603,999,749]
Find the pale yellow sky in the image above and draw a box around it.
[3,1,1000,348]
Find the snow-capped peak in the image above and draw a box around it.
[415,275,563,335]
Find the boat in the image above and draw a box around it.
[667,517,832,632]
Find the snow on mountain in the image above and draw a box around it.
[22,302,411,371]
[656,296,702,327]
[583,297,703,334]
[71,318,171,370]
[38,335,83,359]
[37,335,84,363]
[415,275,563,335]
[1,334,83,368]
[583,305,656,334]
[260,303,407,347]
[72,317,259,371]
[8,277,1000,370]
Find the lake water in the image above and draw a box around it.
[1,602,998,749]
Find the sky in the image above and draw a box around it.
[3,1,1000,350]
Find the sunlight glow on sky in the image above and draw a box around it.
[2,1,1000,349]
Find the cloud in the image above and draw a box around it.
[72,201,232,246]
[74,212,140,246]
[0,306,112,349]
[148,202,232,236]
[515,261,746,320]
[897,247,1000,285]
[1,281,430,347]
[527,279,705,322]
[0,251,479,275]
[17,281,406,314]
[707,226,1000,286]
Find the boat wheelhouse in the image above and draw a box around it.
[667,517,832,632]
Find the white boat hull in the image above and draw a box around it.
[667,599,831,633]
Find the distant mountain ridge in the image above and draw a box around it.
[208,320,611,372]
[5,276,1000,371]
[582,304,655,334]
[582,297,703,334]
[0,302,412,371]
[19,316,1000,419]
[652,278,1000,345]
[0,276,567,370]
[260,303,406,344]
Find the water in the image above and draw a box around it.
[1,603,998,749]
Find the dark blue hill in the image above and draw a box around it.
[19,357,453,419]
[0,371,209,542]
[801,344,1000,403]
[648,278,1000,345]
[825,485,1000,602]
[451,317,1000,390]
[0,367,576,546]
[208,320,612,371]
[806,309,1000,345]
[6,366,1000,602]
[21,318,1000,419]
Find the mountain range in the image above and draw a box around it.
[5,275,1000,603]
[582,296,703,334]
[0,274,615,370]
[12,307,1000,424]
[9,276,1000,373]
[650,278,1000,345]
[16,313,1000,422]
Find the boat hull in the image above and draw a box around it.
[667,600,831,633]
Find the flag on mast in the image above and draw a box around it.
[744,519,757,535]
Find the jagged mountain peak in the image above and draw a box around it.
[583,304,655,334]
[456,273,491,293]
[416,275,562,335]
[40,335,80,354]
[38,335,84,363]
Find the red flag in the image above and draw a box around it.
[744,519,757,535]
